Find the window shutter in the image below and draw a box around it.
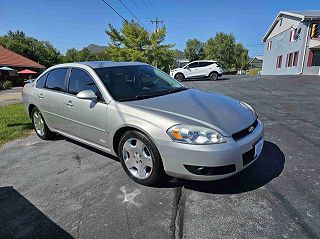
[294,51,299,66]
[286,54,289,67]
[307,50,313,67]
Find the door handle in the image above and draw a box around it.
[37,93,44,99]
[66,100,73,107]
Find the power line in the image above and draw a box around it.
[117,0,150,31]
[145,0,160,17]
[100,0,128,22]
[130,0,151,19]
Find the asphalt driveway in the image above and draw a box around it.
[0,75,319,239]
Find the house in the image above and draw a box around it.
[0,46,45,85]
[261,11,320,75]
[250,56,263,69]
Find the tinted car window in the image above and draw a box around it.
[187,62,199,68]
[94,65,185,101]
[45,68,68,92]
[36,72,48,88]
[68,68,103,100]
[198,62,213,67]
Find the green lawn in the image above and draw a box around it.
[247,68,261,76]
[0,103,33,146]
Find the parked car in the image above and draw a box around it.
[23,61,263,186]
[170,60,224,81]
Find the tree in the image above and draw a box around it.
[0,30,62,67]
[203,32,236,70]
[184,39,204,61]
[64,47,97,63]
[105,20,174,72]
[234,43,249,70]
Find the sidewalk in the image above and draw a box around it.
[0,87,23,106]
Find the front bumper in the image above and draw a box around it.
[157,121,264,181]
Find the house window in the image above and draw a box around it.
[310,50,320,66]
[311,22,319,38]
[267,41,272,50]
[286,51,299,67]
[289,30,296,42]
[276,55,282,68]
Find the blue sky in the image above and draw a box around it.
[1,0,320,56]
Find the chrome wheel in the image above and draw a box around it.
[33,110,45,136]
[122,138,153,179]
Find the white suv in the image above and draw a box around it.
[170,60,224,81]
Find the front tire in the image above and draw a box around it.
[118,130,164,186]
[209,72,218,81]
[31,107,54,140]
[174,73,185,82]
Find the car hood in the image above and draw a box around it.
[125,89,256,136]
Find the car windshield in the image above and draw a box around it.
[94,65,188,101]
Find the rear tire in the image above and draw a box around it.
[174,73,185,82]
[31,107,54,140]
[209,72,218,81]
[118,130,165,186]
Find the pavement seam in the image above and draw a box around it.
[173,186,185,239]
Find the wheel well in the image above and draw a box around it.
[175,72,184,78]
[28,104,36,117]
[113,126,142,155]
[209,71,218,76]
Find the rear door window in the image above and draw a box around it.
[187,62,199,68]
[198,62,213,67]
[45,68,68,92]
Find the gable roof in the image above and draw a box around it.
[0,46,45,69]
[250,56,263,63]
[262,10,320,42]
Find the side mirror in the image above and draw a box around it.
[76,90,97,101]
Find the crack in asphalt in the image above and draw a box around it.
[172,186,185,239]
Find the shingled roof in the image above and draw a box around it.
[0,46,45,69]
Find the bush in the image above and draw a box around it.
[2,80,12,89]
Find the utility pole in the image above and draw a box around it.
[150,17,163,32]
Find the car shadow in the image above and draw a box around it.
[57,135,284,194]
[64,137,119,162]
[7,122,33,130]
[156,141,285,194]
[0,186,74,239]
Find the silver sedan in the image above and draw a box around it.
[22,61,264,185]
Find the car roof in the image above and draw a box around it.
[192,60,217,63]
[52,61,148,69]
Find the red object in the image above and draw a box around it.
[293,51,299,66]
[18,69,37,74]
[0,46,45,69]
[307,50,313,67]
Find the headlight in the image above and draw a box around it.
[167,124,226,144]
[240,101,257,118]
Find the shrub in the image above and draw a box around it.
[2,80,12,89]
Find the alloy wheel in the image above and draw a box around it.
[33,110,45,136]
[122,138,153,179]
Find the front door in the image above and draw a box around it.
[185,62,200,78]
[63,68,108,147]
